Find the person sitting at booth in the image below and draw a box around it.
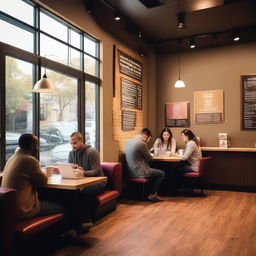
[153,127,176,156]
[179,129,202,173]
[68,132,105,229]
[125,128,165,202]
[1,133,63,221]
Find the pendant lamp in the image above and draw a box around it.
[174,50,185,88]
[32,58,58,93]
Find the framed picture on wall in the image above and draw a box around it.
[194,90,224,124]
[165,101,190,127]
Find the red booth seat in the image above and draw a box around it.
[0,187,64,256]
[94,162,122,219]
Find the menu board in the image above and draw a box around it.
[194,90,224,124]
[122,110,136,131]
[242,75,256,129]
[121,78,142,110]
[118,50,142,81]
[165,102,190,127]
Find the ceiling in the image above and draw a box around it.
[86,0,256,53]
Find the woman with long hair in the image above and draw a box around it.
[153,128,176,156]
[179,129,202,173]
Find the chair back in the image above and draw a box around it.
[199,157,212,175]
[101,162,122,194]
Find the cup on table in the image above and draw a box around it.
[178,149,183,157]
[45,165,54,176]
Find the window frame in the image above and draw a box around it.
[0,1,100,170]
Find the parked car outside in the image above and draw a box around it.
[6,131,50,159]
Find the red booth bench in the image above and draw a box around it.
[0,187,64,256]
[93,162,122,219]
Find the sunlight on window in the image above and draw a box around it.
[40,12,67,42]
[0,0,33,25]
[40,69,78,165]
[5,57,33,160]
[84,36,97,56]
[0,20,33,52]
[40,34,67,64]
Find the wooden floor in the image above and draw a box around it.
[50,190,256,256]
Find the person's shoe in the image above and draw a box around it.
[80,221,93,229]
[147,194,164,202]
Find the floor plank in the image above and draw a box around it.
[50,190,256,256]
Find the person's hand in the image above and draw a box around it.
[74,168,84,178]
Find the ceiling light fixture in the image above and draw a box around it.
[174,44,185,88]
[114,12,121,21]
[233,31,240,42]
[138,31,142,38]
[190,38,195,48]
[32,58,58,93]
[177,12,185,31]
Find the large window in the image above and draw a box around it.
[40,70,77,165]
[0,0,100,169]
[5,56,33,160]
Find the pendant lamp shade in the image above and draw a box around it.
[33,57,58,93]
[174,51,185,88]
[32,74,58,93]
[174,79,185,88]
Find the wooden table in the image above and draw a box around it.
[44,174,107,190]
[153,155,182,162]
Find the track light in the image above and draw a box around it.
[114,12,121,21]
[190,38,195,49]
[233,31,240,42]
[177,13,185,31]
[138,31,142,38]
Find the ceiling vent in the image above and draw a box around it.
[139,0,165,8]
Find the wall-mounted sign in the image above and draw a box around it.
[165,102,190,127]
[122,110,136,131]
[241,75,256,130]
[194,90,224,124]
[118,50,142,81]
[121,78,142,110]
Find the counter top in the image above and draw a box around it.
[201,147,256,152]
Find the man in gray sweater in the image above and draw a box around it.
[69,132,105,229]
[125,128,165,202]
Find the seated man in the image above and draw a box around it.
[69,132,105,229]
[1,133,63,221]
[125,128,165,202]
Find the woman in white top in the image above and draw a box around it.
[153,128,176,156]
[180,129,202,173]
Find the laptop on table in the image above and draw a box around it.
[57,163,84,179]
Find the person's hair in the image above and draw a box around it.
[159,127,173,149]
[181,129,200,146]
[70,132,84,142]
[140,128,152,138]
[18,133,38,150]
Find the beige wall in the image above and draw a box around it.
[156,42,256,148]
[36,0,157,161]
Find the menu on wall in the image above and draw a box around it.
[165,102,190,127]
[122,110,136,131]
[118,50,142,81]
[121,78,142,110]
[242,75,256,129]
[194,90,224,124]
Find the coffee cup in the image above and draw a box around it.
[178,149,183,157]
[45,166,54,176]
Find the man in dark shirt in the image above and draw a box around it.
[125,128,165,202]
[69,132,105,228]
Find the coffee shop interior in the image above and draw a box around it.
[1,0,256,255]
